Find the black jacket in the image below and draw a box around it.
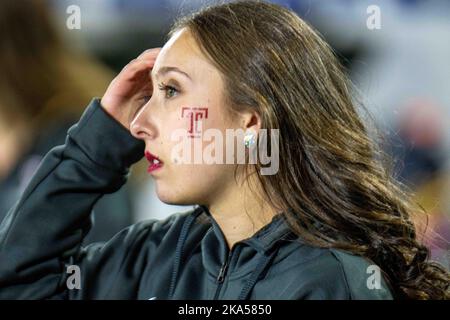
[0,99,393,300]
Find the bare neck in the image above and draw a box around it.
[207,176,279,249]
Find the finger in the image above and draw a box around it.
[137,47,162,58]
[120,48,160,78]
[121,59,155,80]
[137,47,162,61]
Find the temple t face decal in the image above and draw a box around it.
[181,106,209,138]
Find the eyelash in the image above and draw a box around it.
[157,82,179,99]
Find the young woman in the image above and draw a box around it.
[0,0,448,299]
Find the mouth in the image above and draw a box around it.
[145,151,163,173]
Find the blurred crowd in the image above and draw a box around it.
[0,0,448,267]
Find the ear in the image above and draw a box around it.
[239,110,262,133]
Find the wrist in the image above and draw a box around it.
[99,97,130,131]
[68,98,144,172]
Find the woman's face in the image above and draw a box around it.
[130,28,245,206]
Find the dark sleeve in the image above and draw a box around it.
[0,98,148,299]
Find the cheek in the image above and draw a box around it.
[155,162,234,205]
[161,104,218,160]
[180,106,209,137]
[160,104,211,138]
[154,102,236,202]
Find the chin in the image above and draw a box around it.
[155,183,197,206]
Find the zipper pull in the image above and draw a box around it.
[216,261,229,283]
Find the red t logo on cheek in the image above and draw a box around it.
[181,107,208,138]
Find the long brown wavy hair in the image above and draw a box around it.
[170,0,450,299]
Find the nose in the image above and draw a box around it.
[130,102,157,141]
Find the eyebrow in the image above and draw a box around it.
[152,66,191,81]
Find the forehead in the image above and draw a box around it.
[152,28,216,79]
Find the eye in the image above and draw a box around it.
[158,82,179,99]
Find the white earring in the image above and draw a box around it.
[244,130,257,148]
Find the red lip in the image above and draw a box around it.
[145,151,163,173]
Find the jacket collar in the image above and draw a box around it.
[198,205,296,299]
[168,205,297,299]
[199,205,294,254]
